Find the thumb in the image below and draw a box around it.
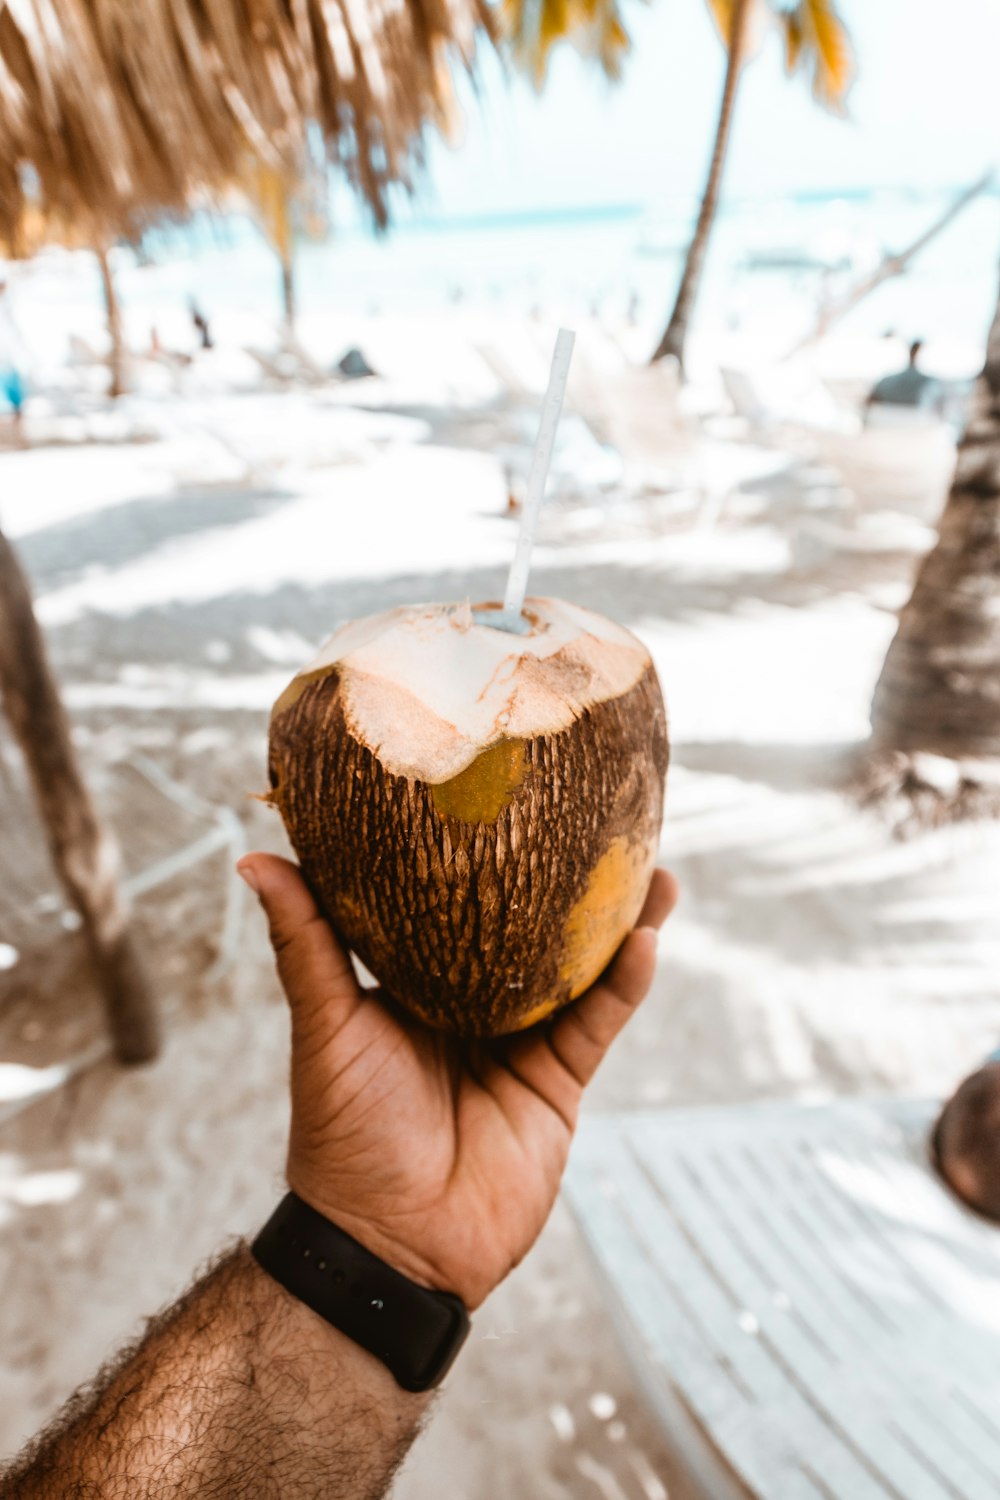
[238,853,361,1030]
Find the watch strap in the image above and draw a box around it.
[251,1192,470,1392]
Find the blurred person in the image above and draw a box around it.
[0,278,27,443]
[337,346,377,379]
[865,338,946,419]
[932,1053,1000,1221]
[190,298,214,351]
[0,854,677,1499]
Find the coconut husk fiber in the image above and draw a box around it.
[0,0,492,253]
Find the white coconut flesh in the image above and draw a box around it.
[274,597,652,784]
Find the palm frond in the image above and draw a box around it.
[790,0,853,108]
[502,0,635,86]
[704,0,738,45]
[777,7,803,71]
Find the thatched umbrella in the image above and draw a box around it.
[0,0,490,245]
[0,0,492,365]
[0,0,491,1064]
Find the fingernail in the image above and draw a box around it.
[236,860,261,896]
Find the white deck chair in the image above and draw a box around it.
[720,366,775,434]
[474,333,554,403]
[721,364,858,439]
[808,423,956,525]
[564,329,698,496]
[564,1097,1000,1500]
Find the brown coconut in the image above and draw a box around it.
[267,597,667,1037]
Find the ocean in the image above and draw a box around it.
[10,185,1000,377]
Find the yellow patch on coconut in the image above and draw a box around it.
[559,837,652,999]
[431,739,528,823]
[507,992,564,1031]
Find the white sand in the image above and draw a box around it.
[1,300,998,1499]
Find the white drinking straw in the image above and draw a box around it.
[498,327,576,632]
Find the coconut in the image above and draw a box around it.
[267,597,667,1037]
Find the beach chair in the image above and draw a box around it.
[565,329,699,496]
[564,1097,1000,1500]
[807,423,955,524]
[720,366,774,434]
[720,364,858,439]
[474,333,554,403]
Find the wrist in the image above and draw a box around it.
[287,1172,480,1308]
[254,1193,471,1390]
[298,1204,451,1297]
[242,1245,432,1409]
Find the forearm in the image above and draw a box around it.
[0,1245,429,1500]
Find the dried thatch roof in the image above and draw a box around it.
[0,0,492,254]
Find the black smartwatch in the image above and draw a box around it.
[251,1193,470,1392]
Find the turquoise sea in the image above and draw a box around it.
[14,184,1000,373]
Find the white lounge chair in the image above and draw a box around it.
[720,362,857,439]
[564,1097,1000,1500]
[808,423,955,525]
[567,333,698,494]
[474,332,555,404]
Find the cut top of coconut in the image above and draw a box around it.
[274,597,653,784]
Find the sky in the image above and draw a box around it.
[396,0,1000,220]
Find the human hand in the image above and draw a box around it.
[238,854,678,1310]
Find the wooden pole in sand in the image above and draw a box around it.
[96,246,126,400]
[0,525,160,1063]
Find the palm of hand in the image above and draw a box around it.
[287,997,575,1308]
[247,855,676,1310]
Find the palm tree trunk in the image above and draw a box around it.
[0,526,160,1063]
[650,0,753,369]
[96,245,125,399]
[870,271,1000,761]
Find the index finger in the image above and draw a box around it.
[237,852,362,1030]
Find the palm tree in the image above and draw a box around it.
[870,271,1000,780]
[647,0,753,370]
[651,0,853,368]
[503,0,854,371]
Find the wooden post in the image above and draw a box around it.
[0,525,160,1062]
[96,244,126,399]
[281,245,296,335]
